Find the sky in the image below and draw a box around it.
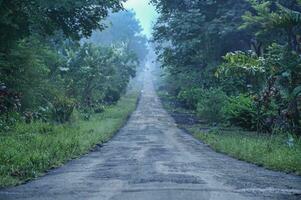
[124,0,158,38]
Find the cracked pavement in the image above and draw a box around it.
[0,71,300,200]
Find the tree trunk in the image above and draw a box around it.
[288,97,300,135]
[250,39,263,56]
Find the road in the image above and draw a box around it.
[0,71,301,200]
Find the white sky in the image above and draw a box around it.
[124,0,158,38]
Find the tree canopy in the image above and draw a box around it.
[0,0,147,130]
[0,0,124,50]
[86,10,148,62]
[152,0,301,135]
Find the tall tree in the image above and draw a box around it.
[86,10,148,63]
[0,0,125,51]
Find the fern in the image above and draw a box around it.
[275,3,301,27]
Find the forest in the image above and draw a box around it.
[0,0,301,190]
[151,0,301,173]
[152,0,301,135]
[0,1,148,129]
[0,0,147,186]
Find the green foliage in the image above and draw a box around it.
[223,95,257,130]
[241,0,301,50]
[196,88,228,123]
[153,0,301,134]
[191,128,301,175]
[218,51,265,76]
[0,38,50,110]
[0,3,147,128]
[86,10,148,63]
[0,91,139,187]
[51,95,76,123]
[0,0,124,50]
[177,88,202,110]
[217,51,265,93]
[0,112,21,132]
[0,0,146,188]
[153,0,250,77]
[0,34,141,126]
[104,88,121,105]
[62,43,137,107]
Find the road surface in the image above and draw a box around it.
[0,71,301,200]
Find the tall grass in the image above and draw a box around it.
[159,91,301,176]
[0,92,139,188]
[190,127,301,175]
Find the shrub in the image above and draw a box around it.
[0,112,21,132]
[51,96,76,123]
[196,88,228,123]
[94,105,105,113]
[177,87,203,110]
[104,88,121,105]
[223,95,257,130]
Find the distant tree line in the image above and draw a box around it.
[86,10,149,64]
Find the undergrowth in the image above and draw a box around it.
[0,92,139,188]
[190,127,301,175]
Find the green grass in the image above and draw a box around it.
[0,92,139,188]
[189,126,301,175]
[158,90,301,176]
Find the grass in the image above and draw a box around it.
[158,91,301,176]
[189,126,301,175]
[0,92,139,188]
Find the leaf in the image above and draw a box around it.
[293,86,301,97]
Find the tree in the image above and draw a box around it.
[152,0,250,93]
[152,0,301,134]
[239,0,301,133]
[86,10,148,63]
[0,0,124,51]
[0,0,144,127]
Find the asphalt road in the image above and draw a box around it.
[0,72,300,200]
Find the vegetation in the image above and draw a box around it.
[191,128,301,175]
[152,0,301,135]
[1,0,300,188]
[0,0,147,187]
[86,10,149,64]
[0,0,147,129]
[159,91,301,174]
[152,0,301,173]
[0,92,139,187]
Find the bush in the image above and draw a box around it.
[223,95,257,130]
[104,88,121,105]
[94,105,105,113]
[177,88,203,110]
[0,92,139,187]
[196,88,228,123]
[51,96,76,123]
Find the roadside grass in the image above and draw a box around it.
[158,91,301,176]
[189,126,301,175]
[0,92,139,188]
